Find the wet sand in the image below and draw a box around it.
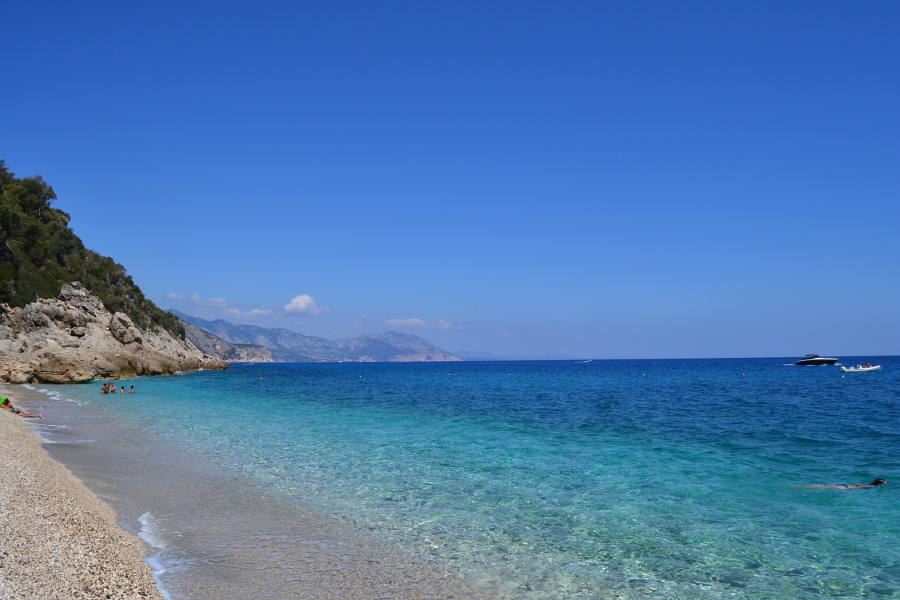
[0,385,164,600]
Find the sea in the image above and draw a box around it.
[17,357,900,600]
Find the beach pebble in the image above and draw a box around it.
[0,407,165,599]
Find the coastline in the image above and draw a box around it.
[3,380,496,600]
[4,360,895,600]
[0,384,164,600]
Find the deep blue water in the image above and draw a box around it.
[29,357,900,599]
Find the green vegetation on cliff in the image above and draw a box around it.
[0,160,184,337]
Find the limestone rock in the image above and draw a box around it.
[0,282,227,384]
[109,312,142,345]
[0,355,33,384]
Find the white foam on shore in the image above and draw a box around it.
[31,385,80,403]
[15,386,85,442]
[39,436,100,444]
[138,512,167,550]
[27,422,84,444]
[20,383,63,399]
[139,512,173,600]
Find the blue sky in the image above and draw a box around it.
[4,1,898,359]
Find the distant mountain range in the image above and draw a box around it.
[170,310,461,363]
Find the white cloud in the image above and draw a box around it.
[165,292,234,309]
[497,329,515,336]
[385,318,427,328]
[283,294,330,316]
[383,318,461,330]
[166,292,271,320]
[205,297,233,308]
[225,307,272,319]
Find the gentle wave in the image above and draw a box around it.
[139,513,172,600]
[33,358,900,600]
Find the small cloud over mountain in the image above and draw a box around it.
[166,292,233,308]
[166,292,273,320]
[386,318,461,330]
[386,318,427,327]
[283,294,331,316]
[226,307,273,318]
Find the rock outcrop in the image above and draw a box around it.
[0,283,228,383]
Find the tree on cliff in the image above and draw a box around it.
[0,160,184,337]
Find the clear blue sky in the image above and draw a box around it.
[4,1,898,359]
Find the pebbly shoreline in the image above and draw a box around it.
[0,383,500,600]
[0,385,164,600]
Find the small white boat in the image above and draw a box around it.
[840,365,881,373]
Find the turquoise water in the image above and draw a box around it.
[30,358,900,599]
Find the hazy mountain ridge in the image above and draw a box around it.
[340,332,461,362]
[179,320,273,363]
[171,311,461,363]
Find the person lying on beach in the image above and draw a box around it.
[0,397,43,419]
[794,478,886,489]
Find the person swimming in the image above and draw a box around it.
[794,478,886,489]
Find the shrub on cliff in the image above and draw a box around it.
[0,160,184,337]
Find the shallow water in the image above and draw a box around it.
[23,357,900,599]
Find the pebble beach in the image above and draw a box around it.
[0,385,164,600]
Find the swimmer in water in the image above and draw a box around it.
[794,478,886,489]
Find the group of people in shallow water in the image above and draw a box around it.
[100,383,135,395]
[2,382,137,420]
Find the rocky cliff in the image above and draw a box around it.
[0,282,228,383]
